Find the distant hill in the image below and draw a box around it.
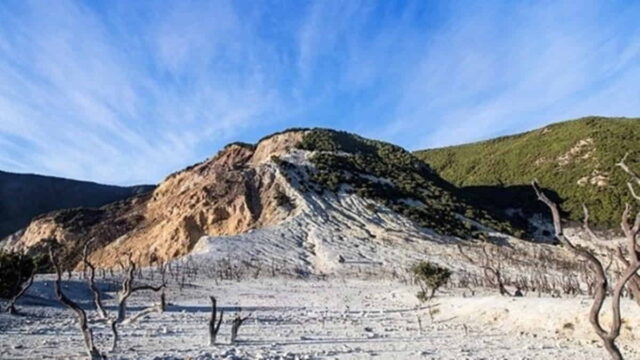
[0,170,154,238]
[415,117,640,229]
[4,128,519,270]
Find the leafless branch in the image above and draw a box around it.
[533,180,640,360]
[3,268,35,315]
[457,243,511,296]
[112,253,165,350]
[616,152,640,201]
[49,244,104,360]
[583,204,602,242]
[83,240,108,320]
[230,311,250,344]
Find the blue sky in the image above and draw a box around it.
[1,0,639,185]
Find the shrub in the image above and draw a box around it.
[0,251,45,299]
[298,129,520,238]
[411,261,452,302]
[274,190,294,209]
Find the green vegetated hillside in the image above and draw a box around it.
[415,117,640,229]
[276,129,523,238]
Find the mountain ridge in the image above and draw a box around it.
[415,116,640,229]
[0,170,154,239]
[2,128,517,270]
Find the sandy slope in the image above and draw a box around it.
[2,275,638,360]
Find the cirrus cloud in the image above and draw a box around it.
[0,0,638,184]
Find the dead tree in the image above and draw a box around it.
[115,253,165,323]
[83,241,108,320]
[3,268,35,315]
[49,245,104,360]
[533,179,640,360]
[159,263,167,313]
[112,254,165,350]
[457,243,511,296]
[615,247,640,304]
[616,153,640,304]
[208,296,224,345]
[230,312,249,344]
[583,204,640,305]
[617,152,640,201]
[109,319,118,353]
[121,269,167,325]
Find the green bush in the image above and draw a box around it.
[274,190,294,209]
[0,251,45,299]
[411,261,452,302]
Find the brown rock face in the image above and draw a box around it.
[6,132,304,269]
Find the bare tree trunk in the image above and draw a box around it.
[83,241,108,320]
[159,290,166,313]
[49,245,103,360]
[111,254,165,351]
[626,278,640,304]
[3,270,35,315]
[208,296,224,345]
[159,264,167,313]
[533,179,640,360]
[110,319,118,352]
[230,313,249,344]
[116,261,135,324]
[116,254,164,324]
[584,204,640,307]
[615,247,640,306]
[603,338,623,360]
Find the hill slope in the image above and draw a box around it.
[415,117,640,229]
[2,129,517,270]
[0,171,153,238]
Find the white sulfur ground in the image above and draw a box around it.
[3,146,638,359]
[2,276,638,360]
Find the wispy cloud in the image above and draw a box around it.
[0,0,638,184]
[0,0,282,185]
[385,1,640,149]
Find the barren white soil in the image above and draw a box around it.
[2,139,639,359]
[2,276,638,360]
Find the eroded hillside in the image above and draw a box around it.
[3,129,519,270]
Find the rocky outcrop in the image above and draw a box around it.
[4,128,518,272]
[4,131,304,269]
